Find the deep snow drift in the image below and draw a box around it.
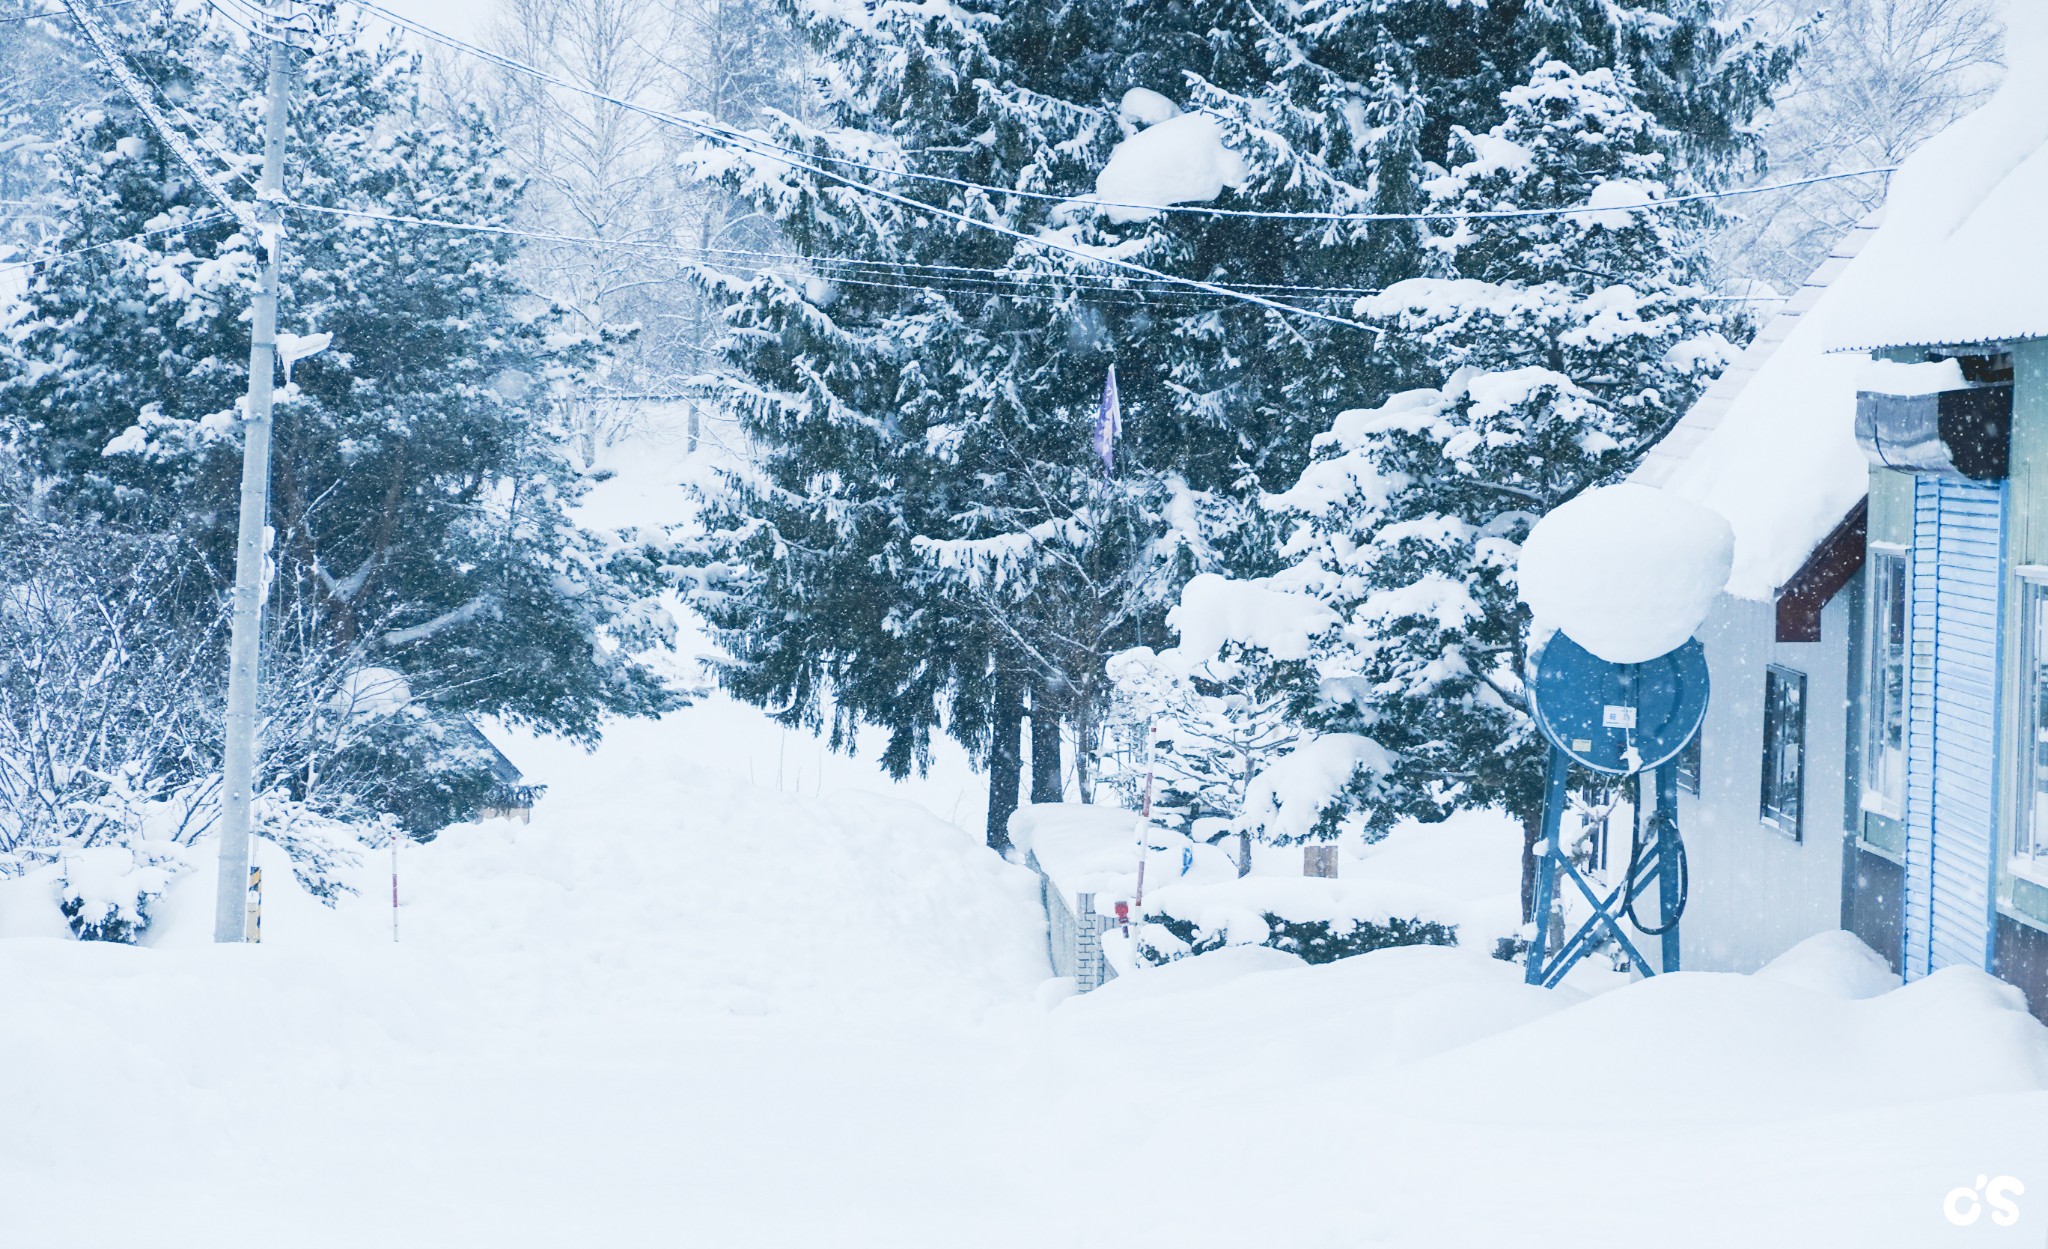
[3,704,2045,1248]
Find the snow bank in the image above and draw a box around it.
[1093,112,1247,224]
[1053,942,1568,1075]
[1167,571,1336,662]
[1013,802,1234,915]
[1384,964,2048,1129]
[1519,483,1732,663]
[1754,930,1900,1000]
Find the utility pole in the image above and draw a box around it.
[213,13,294,943]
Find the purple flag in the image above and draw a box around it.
[1092,364,1121,478]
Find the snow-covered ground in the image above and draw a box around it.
[4,701,2045,1247]
[4,422,2044,1247]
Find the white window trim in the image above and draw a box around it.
[2009,565,2048,880]
[2012,855,2048,891]
[1861,544,1910,823]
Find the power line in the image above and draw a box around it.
[282,200,1275,310]
[0,211,232,277]
[283,198,1373,301]
[343,0,1383,338]
[55,0,255,228]
[352,0,1889,228]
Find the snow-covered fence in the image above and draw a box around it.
[1016,802,1483,986]
[1033,859,1117,991]
[1014,805,1153,992]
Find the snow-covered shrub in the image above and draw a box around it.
[1143,910,1457,967]
[251,798,373,904]
[0,461,223,864]
[56,844,182,943]
[1139,876,1461,966]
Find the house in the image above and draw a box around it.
[452,718,540,823]
[1635,24,2048,1021]
[1630,219,1876,976]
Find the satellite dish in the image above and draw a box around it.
[1529,633,1709,776]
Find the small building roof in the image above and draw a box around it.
[1632,218,1878,602]
[1638,4,2043,601]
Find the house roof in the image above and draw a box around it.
[1825,7,2048,352]
[1632,217,1879,602]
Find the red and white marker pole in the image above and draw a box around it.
[390,825,400,943]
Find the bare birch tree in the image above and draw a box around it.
[1716,0,2004,292]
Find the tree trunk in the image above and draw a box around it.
[985,671,1024,854]
[1072,687,1098,803]
[1029,680,1062,803]
[1519,808,1542,925]
[1237,829,1252,878]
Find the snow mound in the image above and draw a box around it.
[1054,943,1566,1073]
[1755,930,1900,1000]
[1383,965,2048,1127]
[1519,483,1733,664]
[1094,113,1247,224]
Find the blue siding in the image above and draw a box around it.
[1904,477,2005,978]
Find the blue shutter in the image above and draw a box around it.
[1903,477,2005,978]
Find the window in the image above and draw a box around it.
[2015,576,2048,875]
[1863,548,1909,819]
[1676,726,1702,795]
[1761,666,1806,839]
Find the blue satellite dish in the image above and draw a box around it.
[1529,633,1710,776]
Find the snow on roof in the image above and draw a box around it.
[1632,218,1880,601]
[1825,4,2048,352]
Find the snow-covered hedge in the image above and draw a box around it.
[1140,874,1460,966]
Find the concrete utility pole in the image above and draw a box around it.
[213,15,295,943]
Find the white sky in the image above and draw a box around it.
[368,0,499,41]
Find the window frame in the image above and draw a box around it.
[1675,724,1702,796]
[1861,544,1910,823]
[2009,567,2048,881]
[1760,664,1807,841]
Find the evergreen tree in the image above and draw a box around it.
[0,9,676,831]
[1171,61,1745,903]
[690,0,1788,852]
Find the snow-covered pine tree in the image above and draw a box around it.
[0,9,677,831]
[691,0,1788,854]
[687,0,1222,849]
[1192,60,1745,893]
[1039,4,1783,865]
